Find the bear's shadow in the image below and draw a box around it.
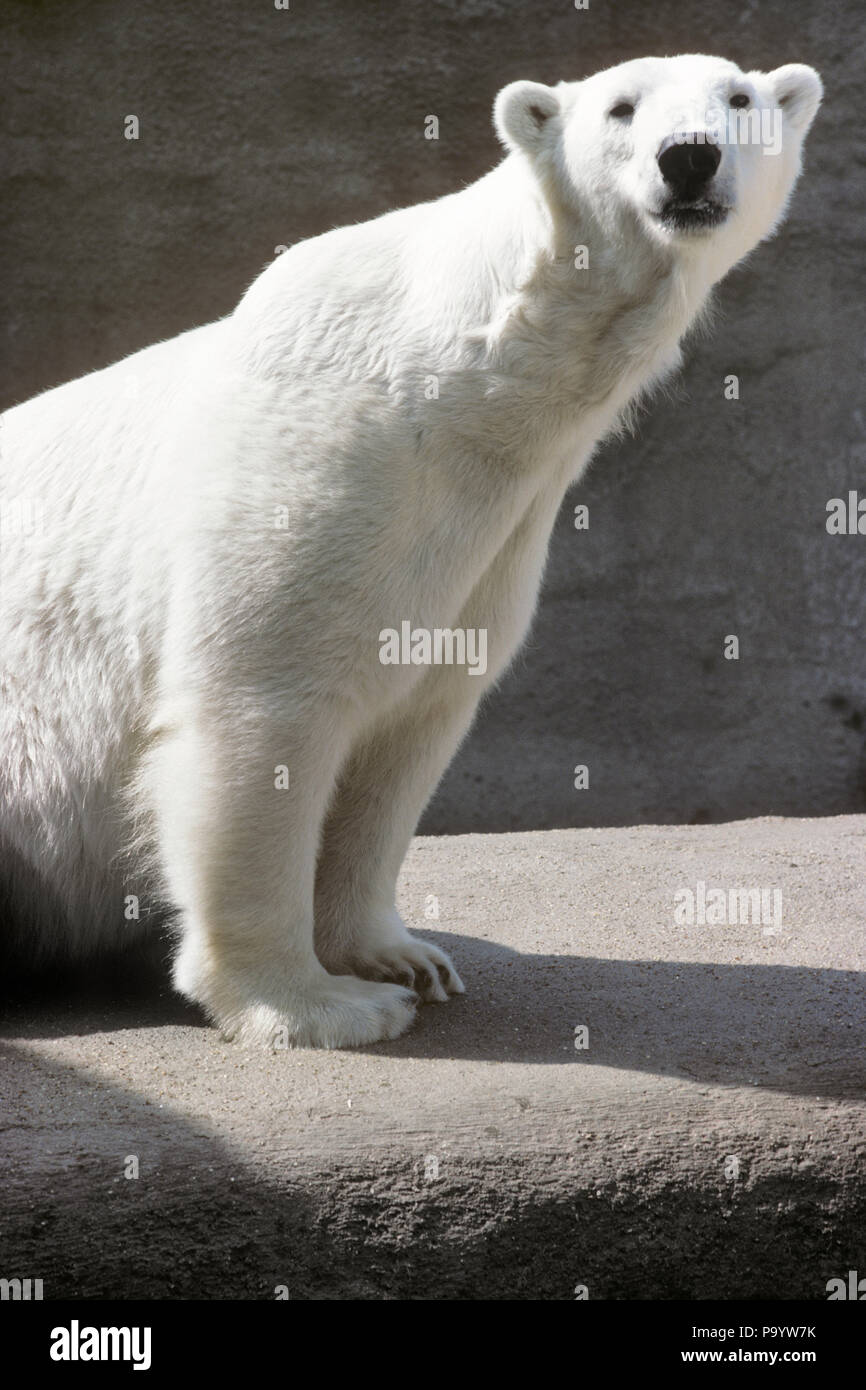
[1,929,863,1101]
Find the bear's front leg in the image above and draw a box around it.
[149,692,417,1048]
[314,689,474,1001]
[313,474,567,997]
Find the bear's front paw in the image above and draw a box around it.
[226,975,418,1049]
[326,922,465,1004]
[174,941,417,1048]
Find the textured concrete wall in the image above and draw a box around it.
[2,0,863,831]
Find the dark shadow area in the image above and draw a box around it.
[0,936,209,1034]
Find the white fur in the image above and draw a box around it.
[0,55,821,1045]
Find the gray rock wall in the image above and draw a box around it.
[2,0,863,831]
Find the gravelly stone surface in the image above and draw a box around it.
[1,817,863,1299]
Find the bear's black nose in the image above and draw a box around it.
[657,134,721,199]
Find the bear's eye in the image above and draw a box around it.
[609,101,635,119]
[730,93,750,108]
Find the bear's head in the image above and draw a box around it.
[494,54,822,275]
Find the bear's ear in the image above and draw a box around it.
[494,80,561,155]
[769,64,823,133]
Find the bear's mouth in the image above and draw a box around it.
[655,198,729,233]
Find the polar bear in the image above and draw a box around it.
[0,55,821,1046]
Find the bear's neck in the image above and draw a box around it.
[430,154,720,476]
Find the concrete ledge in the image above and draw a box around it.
[2,817,864,1300]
